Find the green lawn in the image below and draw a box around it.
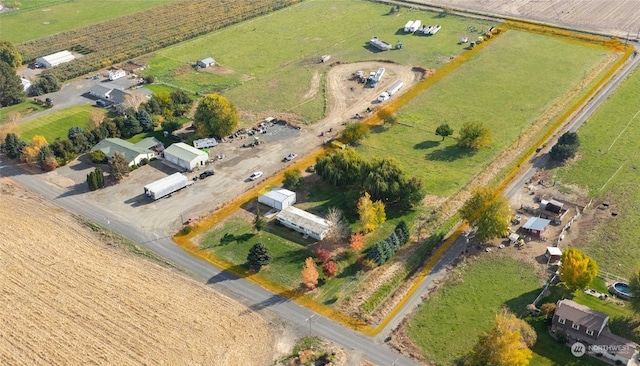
[143,0,497,120]
[357,30,612,197]
[1,0,176,43]
[551,67,640,275]
[18,105,104,142]
[406,254,542,365]
[199,219,366,304]
[0,100,47,125]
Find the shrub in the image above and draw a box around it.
[87,150,108,163]
[316,248,331,263]
[322,261,338,277]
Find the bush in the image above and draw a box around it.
[316,248,331,263]
[87,150,108,163]
[322,261,338,277]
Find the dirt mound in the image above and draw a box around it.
[0,179,274,366]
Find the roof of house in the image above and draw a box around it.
[107,89,130,105]
[596,328,638,359]
[277,206,330,235]
[555,299,609,331]
[261,188,296,203]
[38,50,75,65]
[135,137,163,150]
[89,85,112,97]
[523,217,551,231]
[199,57,215,65]
[20,78,31,91]
[164,142,208,162]
[90,138,151,163]
[546,246,562,256]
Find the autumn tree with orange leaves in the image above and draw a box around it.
[301,257,319,290]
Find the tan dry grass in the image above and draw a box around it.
[0,179,274,366]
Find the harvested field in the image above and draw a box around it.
[410,0,640,38]
[0,179,274,366]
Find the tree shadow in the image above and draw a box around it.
[206,264,251,284]
[504,288,544,317]
[240,288,303,315]
[369,124,390,134]
[414,140,440,150]
[219,232,255,246]
[426,145,475,161]
[56,182,90,198]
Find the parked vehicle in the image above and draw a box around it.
[144,173,189,200]
[249,171,263,181]
[386,80,403,96]
[199,170,215,179]
[377,92,390,102]
[284,153,297,161]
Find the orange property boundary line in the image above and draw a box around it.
[171,23,633,335]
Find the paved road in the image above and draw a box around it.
[0,161,420,365]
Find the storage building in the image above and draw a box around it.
[197,57,215,68]
[258,188,296,210]
[522,217,551,237]
[90,137,162,166]
[163,142,208,171]
[108,70,126,81]
[276,206,331,240]
[193,138,218,149]
[36,50,75,68]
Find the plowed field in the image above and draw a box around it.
[0,179,274,366]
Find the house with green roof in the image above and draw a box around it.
[162,142,209,171]
[91,138,163,167]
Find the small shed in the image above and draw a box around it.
[163,142,208,171]
[542,199,564,214]
[258,188,296,210]
[197,57,215,68]
[545,247,562,263]
[508,233,520,244]
[522,217,551,237]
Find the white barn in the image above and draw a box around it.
[258,188,296,210]
[36,50,75,68]
[276,206,331,241]
[197,57,215,68]
[163,142,208,171]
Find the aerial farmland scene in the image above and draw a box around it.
[1,0,640,365]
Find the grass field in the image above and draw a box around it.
[0,100,47,125]
[552,68,640,275]
[199,219,367,304]
[18,105,102,142]
[1,0,176,43]
[143,0,497,120]
[356,30,612,197]
[406,255,542,365]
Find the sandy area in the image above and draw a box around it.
[0,178,275,366]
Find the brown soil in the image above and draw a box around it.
[0,178,275,366]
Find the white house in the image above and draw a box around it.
[197,57,215,68]
[163,142,208,171]
[90,137,162,167]
[20,78,31,93]
[193,138,218,149]
[36,50,75,68]
[258,188,296,210]
[108,70,126,81]
[89,85,112,100]
[276,206,331,240]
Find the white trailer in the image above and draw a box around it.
[369,36,393,51]
[422,25,433,34]
[386,80,404,96]
[410,20,421,33]
[144,173,189,200]
[404,20,414,33]
[429,25,442,35]
[193,138,218,149]
[108,70,126,81]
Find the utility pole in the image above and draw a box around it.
[305,314,317,334]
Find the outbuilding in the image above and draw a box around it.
[258,188,296,210]
[193,138,218,149]
[163,142,208,171]
[522,217,551,237]
[276,206,331,241]
[197,57,215,68]
[545,247,562,263]
[20,78,31,93]
[108,69,126,81]
[36,50,75,68]
[91,137,161,166]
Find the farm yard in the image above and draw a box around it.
[0,0,176,44]
[0,179,275,366]
[17,105,104,143]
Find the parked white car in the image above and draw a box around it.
[284,153,297,161]
[249,171,263,181]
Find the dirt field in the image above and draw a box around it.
[0,178,275,365]
[408,0,640,39]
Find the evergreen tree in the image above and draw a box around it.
[247,242,271,271]
[4,133,25,159]
[87,171,98,191]
[122,114,142,137]
[95,167,105,188]
[0,41,22,69]
[109,151,130,182]
[136,110,154,132]
[0,61,25,107]
[253,205,266,232]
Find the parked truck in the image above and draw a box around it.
[404,20,414,33]
[387,80,403,96]
[144,173,189,200]
[410,20,421,33]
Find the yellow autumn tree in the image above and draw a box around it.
[301,257,319,290]
[357,192,386,233]
[467,310,534,366]
[559,247,598,291]
[20,135,48,165]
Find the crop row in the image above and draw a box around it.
[18,0,300,81]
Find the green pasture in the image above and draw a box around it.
[18,105,102,142]
[143,0,497,119]
[552,68,640,275]
[1,0,176,43]
[357,30,612,197]
[200,219,366,305]
[0,100,47,125]
[406,255,542,365]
